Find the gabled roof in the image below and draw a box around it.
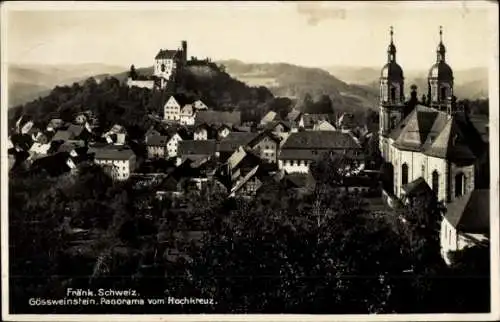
[247,130,281,148]
[282,172,316,189]
[286,109,302,122]
[88,146,136,160]
[392,105,440,151]
[227,146,248,169]
[155,49,180,60]
[445,189,489,234]
[178,140,217,156]
[260,111,278,124]
[219,132,259,152]
[146,134,177,146]
[166,94,193,107]
[424,117,476,161]
[313,120,337,131]
[195,110,241,126]
[281,131,361,150]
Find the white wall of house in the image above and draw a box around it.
[164,97,181,121]
[180,115,195,126]
[154,58,177,79]
[194,128,208,140]
[279,159,312,173]
[167,134,182,158]
[440,217,488,265]
[95,156,136,181]
[126,78,155,89]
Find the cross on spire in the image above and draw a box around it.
[390,26,394,42]
[439,25,443,42]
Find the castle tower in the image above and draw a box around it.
[379,27,405,157]
[428,26,454,111]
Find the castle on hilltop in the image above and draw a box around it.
[127,40,188,90]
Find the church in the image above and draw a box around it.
[378,26,489,207]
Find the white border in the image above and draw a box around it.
[1,1,499,321]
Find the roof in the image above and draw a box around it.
[88,146,136,160]
[313,120,337,131]
[390,105,484,162]
[279,149,322,161]
[52,130,72,142]
[302,114,335,128]
[445,189,489,234]
[178,140,217,156]
[401,177,433,196]
[155,49,180,60]
[260,111,278,124]
[227,146,247,169]
[281,131,361,150]
[218,132,259,152]
[146,134,177,146]
[195,111,241,126]
[428,61,453,80]
[286,109,302,122]
[381,61,404,79]
[247,131,281,148]
[67,124,86,137]
[167,94,193,107]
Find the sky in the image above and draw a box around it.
[3,1,498,71]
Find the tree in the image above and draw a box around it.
[129,65,138,80]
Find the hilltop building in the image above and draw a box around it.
[127,40,188,90]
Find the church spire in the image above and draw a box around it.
[387,26,396,62]
[437,25,446,62]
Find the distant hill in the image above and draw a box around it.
[216,60,379,113]
[323,65,489,100]
[7,63,127,107]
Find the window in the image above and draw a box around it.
[161,64,166,72]
[401,163,409,185]
[421,164,425,176]
[440,87,447,100]
[455,173,466,197]
[390,87,396,101]
[432,171,439,196]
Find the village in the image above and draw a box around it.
[6,33,491,312]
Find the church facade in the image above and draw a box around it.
[378,27,488,205]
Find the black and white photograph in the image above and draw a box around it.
[1,1,499,320]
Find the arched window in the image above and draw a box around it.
[440,87,447,100]
[432,170,439,197]
[455,173,466,197]
[161,64,166,72]
[390,87,396,102]
[401,163,409,185]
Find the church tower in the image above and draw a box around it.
[379,27,405,157]
[428,26,454,111]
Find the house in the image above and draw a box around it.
[247,131,281,164]
[88,146,137,181]
[163,94,192,122]
[280,172,317,195]
[302,113,335,130]
[193,99,209,111]
[67,124,92,141]
[154,41,187,88]
[440,189,489,265]
[313,120,337,131]
[177,140,218,166]
[193,123,212,140]
[51,130,72,143]
[146,133,182,159]
[336,112,355,132]
[218,146,262,189]
[46,118,65,132]
[400,177,435,206]
[216,124,232,140]
[229,165,268,198]
[195,110,241,127]
[10,133,34,152]
[179,104,195,126]
[278,131,363,174]
[286,109,304,131]
[218,132,259,161]
[103,124,127,145]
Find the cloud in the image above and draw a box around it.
[296,2,346,26]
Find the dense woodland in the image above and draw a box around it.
[9,154,490,314]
